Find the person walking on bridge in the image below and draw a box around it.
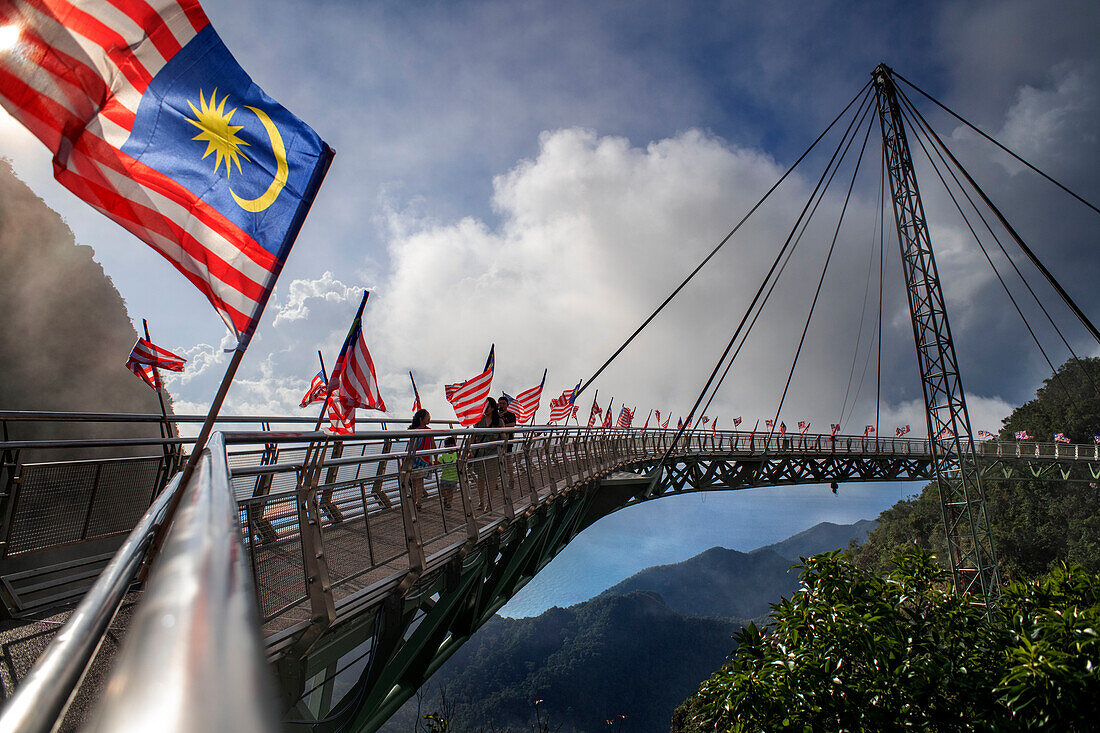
[408,409,434,508]
[470,398,504,509]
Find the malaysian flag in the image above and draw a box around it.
[684,418,692,430]
[410,371,423,414]
[299,370,326,408]
[654,410,662,427]
[445,346,495,427]
[798,421,810,434]
[830,423,841,436]
[661,414,670,429]
[0,2,334,342]
[711,417,717,436]
[895,425,911,437]
[733,416,742,428]
[1015,430,1033,440]
[125,337,186,389]
[700,416,710,427]
[601,399,614,428]
[779,421,786,437]
[1094,436,1100,444]
[642,410,652,430]
[510,370,547,424]
[328,292,386,414]
[617,406,634,428]
[1054,432,1070,443]
[677,417,683,430]
[939,426,954,438]
[326,392,355,435]
[977,430,995,439]
[548,382,580,423]
[765,419,774,430]
[863,425,875,437]
[587,392,602,427]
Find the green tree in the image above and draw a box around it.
[676,551,1100,732]
[852,356,1100,580]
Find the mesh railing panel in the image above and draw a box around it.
[84,457,162,540]
[7,462,99,555]
[242,493,307,622]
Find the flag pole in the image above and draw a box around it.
[142,319,171,434]
[531,369,547,425]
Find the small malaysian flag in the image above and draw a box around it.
[797,420,808,434]
[602,399,615,428]
[1093,435,1100,444]
[830,423,841,436]
[711,418,717,436]
[939,426,954,438]
[895,425,911,437]
[977,430,995,439]
[1054,432,1070,443]
[126,337,186,389]
[700,417,711,427]
[511,370,547,423]
[328,292,386,414]
[863,425,875,437]
[779,422,787,437]
[617,406,633,428]
[661,414,671,429]
[548,383,580,423]
[642,410,652,430]
[300,371,327,408]
[445,346,495,426]
[1015,430,1032,440]
[765,419,774,430]
[410,372,423,413]
[326,392,355,435]
[588,395,603,427]
[733,416,742,427]
[677,417,683,430]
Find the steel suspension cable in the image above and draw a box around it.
[575,80,873,401]
[893,71,1100,218]
[896,89,1100,399]
[699,93,880,422]
[897,100,1082,408]
[770,108,876,435]
[894,84,1100,347]
[656,90,875,464]
[838,160,883,427]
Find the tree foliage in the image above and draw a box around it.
[674,550,1100,732]
[852,356,1100,580]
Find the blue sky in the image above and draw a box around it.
[3,0,1099,611]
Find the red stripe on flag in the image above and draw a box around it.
[176,0,209,33]
[32,0,154,91]
[103,0,183,61]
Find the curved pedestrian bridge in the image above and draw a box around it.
[2,413,1097,731]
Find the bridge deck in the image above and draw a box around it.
[2,426,1099,729]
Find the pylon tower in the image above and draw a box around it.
[872,64,1001,604]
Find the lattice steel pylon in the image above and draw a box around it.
[872,64,1001,605]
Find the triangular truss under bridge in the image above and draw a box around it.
[872,64,1000,603]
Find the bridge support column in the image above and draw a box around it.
[873,64,1001,605]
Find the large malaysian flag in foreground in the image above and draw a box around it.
[445,346,495,426]
[0,1,333,342]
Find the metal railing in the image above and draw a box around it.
[2,411,1099,731]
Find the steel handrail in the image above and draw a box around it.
[87,432,277,732]
[0,472,184,733]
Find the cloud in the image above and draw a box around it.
[272,270,360,326]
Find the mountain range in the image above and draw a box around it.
[382,518,877,731]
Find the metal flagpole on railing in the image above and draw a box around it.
[143,319,177,481]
